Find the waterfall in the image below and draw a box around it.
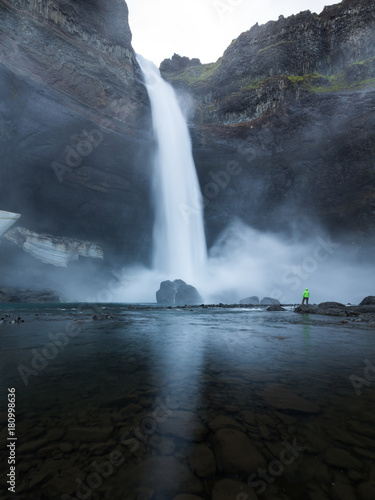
[136,55,207,284]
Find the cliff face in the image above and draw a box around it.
[0,0,152,267]
[161,0,375,244]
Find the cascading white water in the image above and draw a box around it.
[136,55,207,284]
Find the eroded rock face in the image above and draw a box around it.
[156,280,203,305]
[161,0,375,243]
[0,0,152,269]
[5,226,103,267]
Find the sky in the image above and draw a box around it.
[126,0,339,66]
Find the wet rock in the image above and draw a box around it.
[208,415,246,432]
[357,481,375,500]
[359,296,375,306]
[331,481,357,500]
[122,456,203,496]
[267,305,286,311]
[294,304,319,314]
[18,438,49,453]
[173,496,204,500]
[213,428,266,477]
[258,384,320,413]
[40,467,82,497]
[240,296,259,305]
[212,478,259,500]
[156,280,203,306]
[65,426,114,443]
[160,410,207,441]
[188,444,216,477]
[154,436,175,455]
[58,443,73,453]
[238,410,257,426]
[324,447,362,469]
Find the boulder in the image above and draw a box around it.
[156,279,203,305]
[267,305,286,311]
[260,297,280,305]
[239,296,259,305]
[317,302,346,316]
[360,296,375,306]
[213,428,266,477]
[294,304,318,314]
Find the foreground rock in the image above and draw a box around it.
[156,280,203,305]
[213,428,266,478]
[267,305,286,311]
[121,457,203,496]
[295,297,375,322]
[258,383,320,413]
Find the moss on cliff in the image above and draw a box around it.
[162,59,222,87]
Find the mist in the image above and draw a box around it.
[103,218,372,305]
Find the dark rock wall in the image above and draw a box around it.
[0,0,153,265]
[161,0,375,244]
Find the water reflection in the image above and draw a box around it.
[1,305,375,499]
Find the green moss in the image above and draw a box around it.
[258,40,297,54]
[162,59,222,86]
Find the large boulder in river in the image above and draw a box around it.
[156,280,203,306]
[360,296,375,306]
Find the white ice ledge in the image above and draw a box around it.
[5,226,104,267]
[0,210,21,236]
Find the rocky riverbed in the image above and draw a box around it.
[1,303,375,499]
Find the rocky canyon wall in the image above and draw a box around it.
[161,0,375,248]
[0,0,152,273]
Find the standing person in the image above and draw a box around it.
[302,288,309,305]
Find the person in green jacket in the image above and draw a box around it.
[302,288,309,305]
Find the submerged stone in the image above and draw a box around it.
[258,384,320,413]
[212,478,259,500]
[324,447,362,469]
[213,428,266,477]
[160,410,207,441]
[121,457,203,496]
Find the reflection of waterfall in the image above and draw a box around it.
[136,55,207,284]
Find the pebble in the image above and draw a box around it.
[211,478,259,500]
[208,415,246,432]
[357,481,375,500]
[65,426,114,443]
[324,447,362,469]
[213,428,266,478]
[160,410,207,441]
[119,456,203,496]
[258,384,320,413]
[188,444,217,477]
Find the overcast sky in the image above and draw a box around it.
[126,0,338,66]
